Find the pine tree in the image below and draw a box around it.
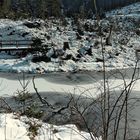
[17,0,30,18]
[0,0,11,18]
[47,0,61,17]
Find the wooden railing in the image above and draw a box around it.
[0,40,33,51]
[0,40,33,46]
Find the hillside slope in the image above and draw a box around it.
[0,2,139,73]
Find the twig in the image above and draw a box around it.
[32,76,50,106]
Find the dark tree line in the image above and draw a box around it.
[0,0,138,19]
[0,0,61,18]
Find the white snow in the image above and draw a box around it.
[0,2,139,73]
[0,114,29,140]
[0,2,139,140]
[0,113,98,140]
[0,71,140,140]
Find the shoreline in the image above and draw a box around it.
[0,67,138,79]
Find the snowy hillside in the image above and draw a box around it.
[0,2,139,73]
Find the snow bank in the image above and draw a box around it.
[0,114,29,140]
[0,114,99,140]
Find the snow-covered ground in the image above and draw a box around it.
[0,113,97,140]
[0,2,140,140]
[0,72,106,140]
[0,2,139,73]
[0,69,140,140]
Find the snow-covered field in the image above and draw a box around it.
[0,2,140,140]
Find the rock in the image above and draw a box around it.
[63,42,70,51]
[23,21,41,28]
[32,55,51,63]
[77,28,84,36]
[31,38,43,47]
[86,47,93,56]
[76,54,82,58]
[51,51,58,59]
[8,30,15,36]
[45,35,51,40]
[7,27,12,30]
[76,32,82,40]
[57,27,61,32]
[96,58,103,62]
[21,32,29,37]
[61,54,72,60]
[135,29,140,36]
[115,52,120,56]
[84,22,90,32]
[72,57,79,62]
[57,49,65,56]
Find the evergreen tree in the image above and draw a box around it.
[17,0,30,18]
[47,0,61,17]
[36,0,48,18]
[0,0,11,18]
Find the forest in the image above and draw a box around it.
[0,0,138,18]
